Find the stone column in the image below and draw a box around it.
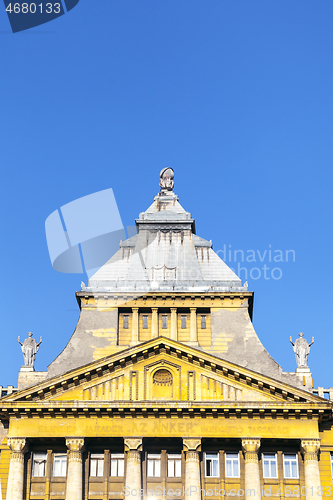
[301,439,322,500]
[131,308,139,345]
[171,308,178,341]
[151,308,158,338]
[65,438,85,500]
[124,438,142,500]
[189,308,198,345]
[6,438,28,500]
[183,439,201,500]
[242,438,261,500]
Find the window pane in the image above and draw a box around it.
[147,460,154,477]
[284,461,291,478]
[53,455,67,477]
[124,316,129,329]
[175,460,181,477]
[181,316,187,329]
[233,460,239,477]
[226,460,232,477]
[263,461,270,478]
[111,460,117,477]
[212,460,219,477]
[271,461,277,478]
[97,459,104,477]
[143,316,148,329]
[168,460,174,477]
[118,459,124,476]
[32,453,47,477]
[291,462,298,478]
[206,460,212,476]
[201,316,206,329]
[90,460,97,477]
[162,316,167,329]
[155,460,161,477]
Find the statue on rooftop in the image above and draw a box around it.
[18,332,42,368]
[159,167,174,195]
[290,332,314,368]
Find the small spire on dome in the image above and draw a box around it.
[159,167,174,195]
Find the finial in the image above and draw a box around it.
[159,167,174,195]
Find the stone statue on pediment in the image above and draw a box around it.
[290,332,314,368]
[18,332,42,368]
[159,167,174,195]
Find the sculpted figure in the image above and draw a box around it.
[290,332,314,368]
[18,332,42,368]
[159,167,174,195]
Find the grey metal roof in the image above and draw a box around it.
[87,193,246,293]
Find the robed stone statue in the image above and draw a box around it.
[18,332,42,368]
[290,332,314,368]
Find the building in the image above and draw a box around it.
[0,168,333,500]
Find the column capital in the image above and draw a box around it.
[301,439,320,461]
[183,438,201,451]
[124,438,143,452]
[66,438,85,462]
[171,307,177,312]
[132,307,139,312]
[7,437,28,454]
[242,438,260,462]
[190,307,197,312]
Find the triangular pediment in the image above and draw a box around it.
[3,338,326,408]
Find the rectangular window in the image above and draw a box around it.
[262,453,278,478]
[32,452,47,477]
[205,453,219,477]
[147,454,161,477]
[283,453,298,479]
[90,454,104,477]
[331,453,333,478]
[53,453,67,477]
[143,315,148,329]
[168,454,182,477]
[111,453,125,477]
[181,316,187,329]
[201,315,206,329]
[162,315,167,329]
[123,316,129,329]
[225,452,240,478]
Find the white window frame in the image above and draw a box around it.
[143,315,148,329]
[32,452,47,477]
[167,454,182,477]
[201,315,206,329]
[53,453,67,477]
[110,453,124,477]
[181,316,187,329]
[162,315,167,329]
[123,315,129,329]
[205,452,219,478]
[90,453,104,477]
[283,453,299,479]
[262,453,278,479]
[225,452,240,478]
[147,454,161,477]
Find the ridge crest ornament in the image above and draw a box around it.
[159,167,174,195]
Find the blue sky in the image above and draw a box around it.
[0,1,333,391]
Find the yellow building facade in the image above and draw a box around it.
[1,169,332,500]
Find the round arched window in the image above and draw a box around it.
[153,369,173,386]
